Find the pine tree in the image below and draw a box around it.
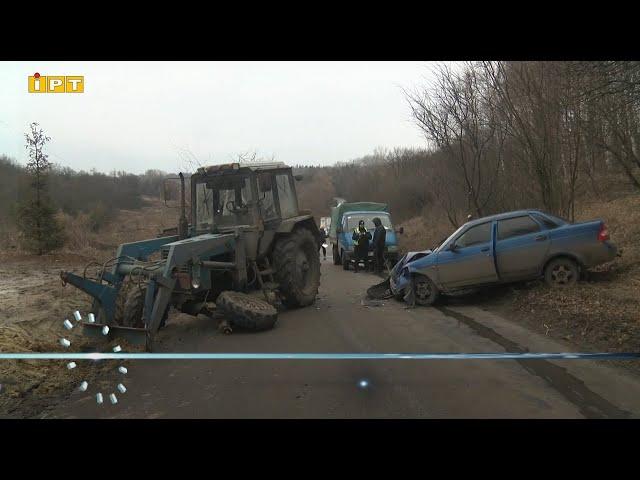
[16,123,65,254]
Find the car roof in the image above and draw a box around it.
[464,210,546,228]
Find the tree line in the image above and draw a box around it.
[295,61,640,229]
[0,132,175,253]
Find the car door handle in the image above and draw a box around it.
[535,235,547,241]
[481,247,490,252]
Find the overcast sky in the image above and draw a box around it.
[0,61,437,174]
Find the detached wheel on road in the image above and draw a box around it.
[544,257,578,287]
[413,274,439,306]
[216,291,278,331]
[273,227,321,308]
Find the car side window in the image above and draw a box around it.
[455,222,492,248]
[497,216,540,240]
[531,213,559,230]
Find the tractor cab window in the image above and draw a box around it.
[195,182,213,230]
[276,174,297,218]
[195,176,253,230]
[258,173,278,221]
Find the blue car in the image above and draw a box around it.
[389,210,618,306]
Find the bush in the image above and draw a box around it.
[16,199,65,254]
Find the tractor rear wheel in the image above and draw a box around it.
[121,284,169,329]
[273,227,321,308]
[216,291,278,331]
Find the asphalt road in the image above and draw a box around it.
[47,259,640,418]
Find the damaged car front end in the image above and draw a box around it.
[367,249,433,305]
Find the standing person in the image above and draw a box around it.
[318,227,327,260]
[352,219,371,273]
[371,217,387,274]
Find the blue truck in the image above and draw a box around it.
[387,209,618,305]
[328,201,403,270]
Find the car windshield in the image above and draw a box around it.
[435,224,466,252]
[346,214,392,231]
[195,176,253,230]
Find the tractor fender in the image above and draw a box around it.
[276,215,321,241]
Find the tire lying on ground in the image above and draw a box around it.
[216,291,278,331]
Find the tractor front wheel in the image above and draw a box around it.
[273,227,321,308]
[121,283,169,329]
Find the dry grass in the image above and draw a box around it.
[398,212,454,254]
[57,196,178,260]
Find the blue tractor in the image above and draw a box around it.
[60,162,322,350]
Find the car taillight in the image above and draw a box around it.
[598,223,610,242]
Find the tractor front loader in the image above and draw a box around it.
[61,163,322,351]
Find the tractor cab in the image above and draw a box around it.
[192,162,300,235]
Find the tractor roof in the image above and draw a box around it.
[197,161,290,176]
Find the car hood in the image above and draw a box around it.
[390,249,432,277]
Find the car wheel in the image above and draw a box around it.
[413,274,439,306]
[544,257,578,287]
[342,252,349,270]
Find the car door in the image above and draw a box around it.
[436,221,498,289]
[495,215,550,281]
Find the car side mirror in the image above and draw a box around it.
[448,242,458,252]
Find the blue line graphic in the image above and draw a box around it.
[0,353,638,360]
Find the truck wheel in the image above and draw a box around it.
[414,274,439,306]
[121,284,169,329]
[273,227,321,308]
[333,244,341,265]
[544,257,578,287]
[342,252,349,270]
[216,291,278,331]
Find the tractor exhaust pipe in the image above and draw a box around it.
[178,172,188,239]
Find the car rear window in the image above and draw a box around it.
[497,216,540,240]
[455,222,492,248]
[531,213,559,230]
